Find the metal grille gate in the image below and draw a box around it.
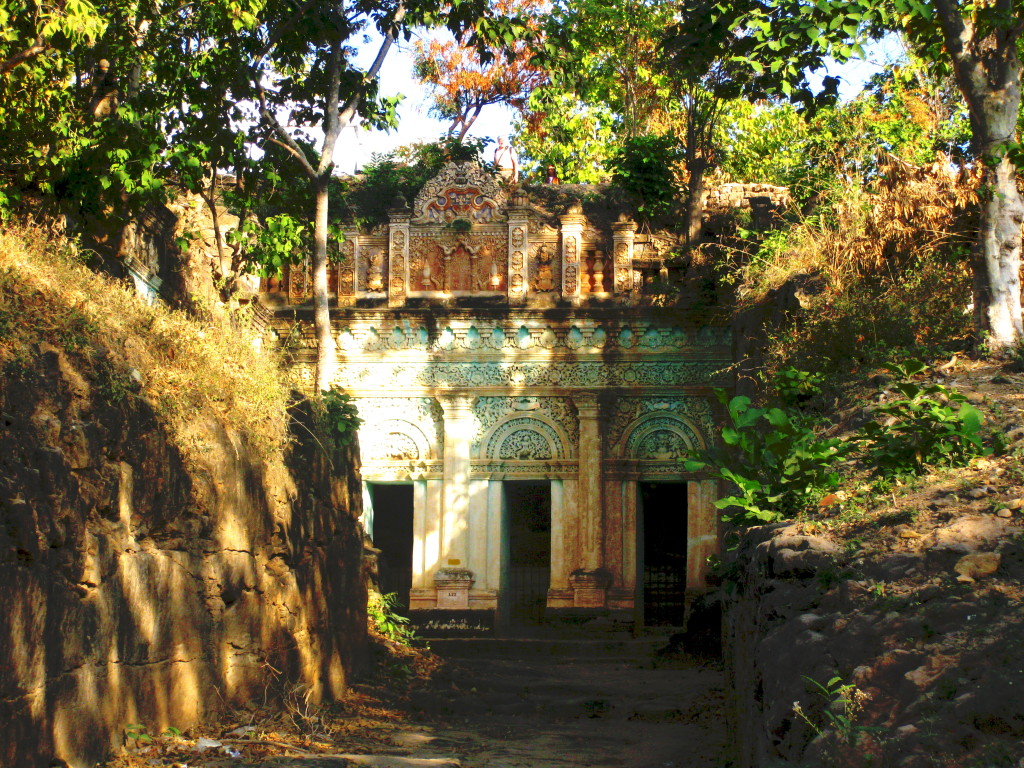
[643,564,686,626]
[508,566,550,625]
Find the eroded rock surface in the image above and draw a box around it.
[725,513,1024,767]
[0,347,365,768]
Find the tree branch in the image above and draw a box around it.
[319,30,345,175]
[256,83,317,179]
[2,42,48,76]
[335,4,406,132]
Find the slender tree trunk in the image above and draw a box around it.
[684,157,707,248]
[313,176,336,392]
[455,104,483,141]
[934,0,1023,354]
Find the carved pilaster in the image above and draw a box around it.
[611,214,638,298]
[440,395,476,568]
[560,202,585,304]
[573,394,603,577]
[508,193,530,306]
[337,232,357,306]
[388,196,410,307]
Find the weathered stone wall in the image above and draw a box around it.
[722,523,843,767]
[703,183,791,216]
[0,345,366,768]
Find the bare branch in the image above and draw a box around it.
[256,83,317,179]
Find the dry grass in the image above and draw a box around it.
[718,156,979,373]
[734,155,977,303]
[0,221,290,460]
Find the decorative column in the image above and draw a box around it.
[337,232,357,306]
[687,479,719,589]
[507,192,530,306]
[611,214,638,299]
[409,477,443,610]
[570,394,609,608]
[548,478,576,608]
[560,202,585,304]
[387,194,410,307]
[438,395,475,583]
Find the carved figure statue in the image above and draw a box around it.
[532,243,555,292]
[366,250,384,292]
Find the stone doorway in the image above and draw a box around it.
[502,480,552,628]
[639,482,689,626]
[368,483,414,609]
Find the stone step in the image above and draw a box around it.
[426,635,674,659]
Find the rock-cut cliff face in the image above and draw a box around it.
[0,343,365,767]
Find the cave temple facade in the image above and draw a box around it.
[260,162,737,633]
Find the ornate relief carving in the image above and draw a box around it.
[356,398,444,462]
[472,397,578,456]
[363,249,385,292]
[483,417,566,461]
[565,265,578,294]
[531,243,556,292]
[409,233,507,292]
[636,429,687,460]
[624,416,703,459]
[511,226,525,247]
[288,260,310,300]
[380,430,420,460]
[608,397,717,454]
[389,228,408,298]
[499,429,551,459]
[412,162,508,224]
[529,242,560,293]
[615,265,631,293]
[340,266,355,293]
[338,360,727,389]
[565,235,578,263]
[331,320,725,355]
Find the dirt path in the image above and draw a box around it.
[375,647,728,768]
[109,643,727,768]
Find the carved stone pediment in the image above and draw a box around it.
[412,162,508,225]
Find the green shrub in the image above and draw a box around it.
[859,360,990,476]
[319,387,362,448]
[686,387,854,527]
[607,135,683,220]
[368,591,417,645]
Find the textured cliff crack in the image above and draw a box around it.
[58,656,204,676]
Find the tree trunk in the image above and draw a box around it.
[685,157,707,249]
[934,1,1023,354]
[971,155,1024,352]
[313,177,336,392]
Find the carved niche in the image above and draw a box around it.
[529,242,560,293]
[359,247,387,293]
